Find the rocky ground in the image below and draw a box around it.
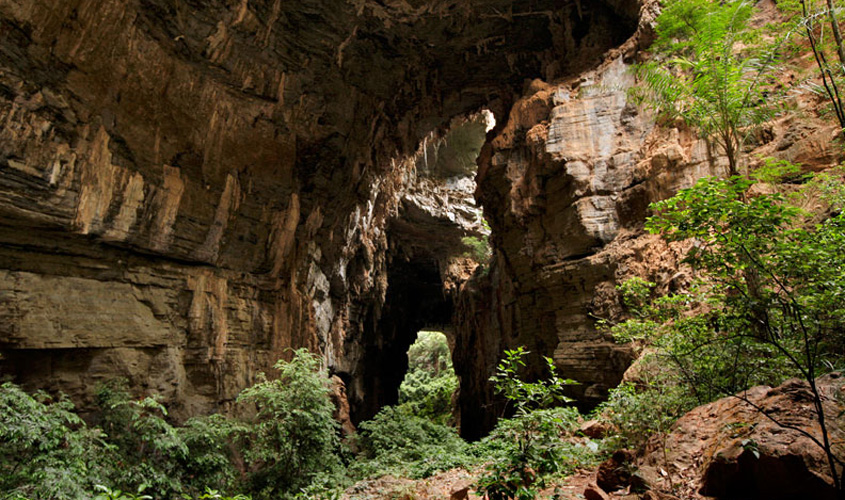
[342,375,845,500]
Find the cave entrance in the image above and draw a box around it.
[352,251,455,424]
[348,111,493,426]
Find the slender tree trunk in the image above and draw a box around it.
[808,377,843,496]
[722,133,740,177]
[802,0,845,131]
[825,0,845,68]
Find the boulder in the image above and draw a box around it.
[640,374,845,500]
[584,482,611,500]
[580,419,611,439]
[597,449,636,492]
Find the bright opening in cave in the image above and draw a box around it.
[397,330,458,425]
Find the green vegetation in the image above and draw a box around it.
[0,349,341,500]
[0,383,108,500]
[475,348,595,500]
[348,331,469,479]
[351,406,475,480]
[0,341,605,500]
[398,331,459,424]
[633,0,788,175]
[461,234,492,263]
[602,171,845,487]
[462,218,493,264]
[237,352,342,498]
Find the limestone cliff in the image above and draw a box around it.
[0,0,640,422]
[452,2,844,437]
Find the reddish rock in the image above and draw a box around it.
[450,485,470,500]
[597,449,636,493]
[329,375,356,440]
[584,483,611,500]
[640,374,845,500]
[579,419,611,439]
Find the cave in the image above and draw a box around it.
[0,0,644,437]
[351,248,454,424]
[5,0,845,497]
[339,111,490,426]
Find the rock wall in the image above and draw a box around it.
[453,3,845,438]
[0,0,642,420]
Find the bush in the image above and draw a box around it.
[595,379,696,449]
[0,382,108,500]
[237,348,341,499]
[600,171,845,490]
[462,235,491,263]
[475,348,580,500]
[96,380,188,498]
[179,415,245,495]
[352,405,475,479]
[0,348,353,500]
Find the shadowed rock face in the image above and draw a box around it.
[0,0,641,421]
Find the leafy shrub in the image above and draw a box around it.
[352,405,475,479]
[633,0,787,176]
[595,379,696,449]
[0,382,108,500]
[0,348,352,500]
[461,235,492,263]
[92,485,152,500]
[488,347,574,416]
[178,415,245,495]
[462,218,493,264]
[237,348,341,499]
[96,380,188,498]
[475,348,580,500]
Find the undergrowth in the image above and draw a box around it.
[0,343,607,500]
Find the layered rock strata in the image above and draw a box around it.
[0,0,640,421]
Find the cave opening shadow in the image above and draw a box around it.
[351,254,455,426]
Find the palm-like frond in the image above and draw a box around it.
[635,0,792,174]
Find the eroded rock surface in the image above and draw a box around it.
[0,0,642,420]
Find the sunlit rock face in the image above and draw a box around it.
[453,55,662,438]
[452,10,845,438]
[0,0,641,420]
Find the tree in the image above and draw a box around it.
[611,172,845,494]
[634,0,786,176]
[476,348,577,500]
[236,348,340,499]
[96,380,190,497]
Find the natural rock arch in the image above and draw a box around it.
[0,0,640,431]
